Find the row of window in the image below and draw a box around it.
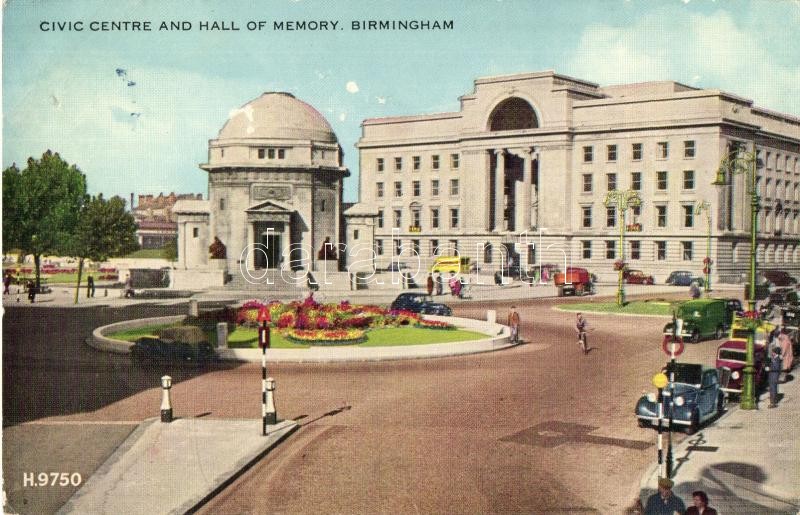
[376,154,460,172]
[256,148,287,160]
[375,239,463,256]
[582,140,695,163]
[582,170,696,193]
[761,151,800,173]
[377,207,460,230]
[376,179,459,198]
[582,240,693,261]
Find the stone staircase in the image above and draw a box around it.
[223,269,354,292]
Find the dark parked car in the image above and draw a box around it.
[665,270,705,287]
[131,337,215,362]
[761,270,798,287]
[716,340,767,398]
[624,269,654,285]
[635,362,725,434]
[494,265,536,284]
[389,293,452,316]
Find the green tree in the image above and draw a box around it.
[162,238,178,262]
[68,195,139,303]
[2,151,87,290]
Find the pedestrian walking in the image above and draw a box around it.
[575,312,590,354]
[448,272,458,297]
[124,275,135,298]
[27,280,36,303]
[642,477,686,514]
[768,345,783,408]
[689,282,701,299]
[426,273,434,296]
[777,328,793,382]
[86,275,95,298]
[435,272,443,296]
[507,306,521,343]
[686,490,717,515]
[3,271,11,294]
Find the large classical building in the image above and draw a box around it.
[353,70,800,282]
[172,92,350,288]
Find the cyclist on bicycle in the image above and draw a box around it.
[575,312,588,354]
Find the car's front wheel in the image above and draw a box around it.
[715,326,724,340]
[690,329,700,343]
[637,419,649,429]
[717,392,726,415]
[686,409,700,435]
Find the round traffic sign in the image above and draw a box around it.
[652,372,669,389]
[661,335,685,357]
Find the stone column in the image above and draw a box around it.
[494,149,505,232]
[513,148,534,232]
[246,222,255,270]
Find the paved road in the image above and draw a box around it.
[3,294,722,513]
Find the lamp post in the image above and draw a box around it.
[713,147,760,409]
[604,189,642,306]
[695,201,713,294]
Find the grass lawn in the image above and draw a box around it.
[124,249,169,259]
[107,324,487,349]
[556,300,677,317]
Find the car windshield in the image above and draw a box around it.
[718,349,746,362]
[678,306,703,319]
[664,363,703,385]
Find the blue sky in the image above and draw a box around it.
[3,0,799,203]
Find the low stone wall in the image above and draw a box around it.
[91,313,513,362]
[90,315,186,354]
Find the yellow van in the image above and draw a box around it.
[430,256,471,274]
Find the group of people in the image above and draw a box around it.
[501,307,591,352]
[425,272,467,299]
[630,478,717,514]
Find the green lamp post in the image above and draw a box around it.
[604,189,642,307]
[712,147,761,410]
[695,201,713,294]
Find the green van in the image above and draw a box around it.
[662,298,728,343]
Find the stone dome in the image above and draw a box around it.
[218,92,337,143]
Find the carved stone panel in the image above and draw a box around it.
[252,185,292,201]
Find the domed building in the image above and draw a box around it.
[172,92,352,288]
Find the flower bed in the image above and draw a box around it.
[235,294,453,345]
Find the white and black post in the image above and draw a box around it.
[265,377,277,425]
[656,386,664,478]
[258,306,271,436]
[161,375,173,423]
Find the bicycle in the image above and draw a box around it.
[577,330,588,354]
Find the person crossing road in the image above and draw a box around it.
[575,312,590,355]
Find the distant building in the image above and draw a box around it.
[133,192,203,249]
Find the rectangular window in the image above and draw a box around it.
[684,140,695,158]
[377,210,384,229]
[268,148,275,159]
[376,182,384,198]
[684,205,694,227]
[394,239,402,256]
[582,240,592,259]
[657,171,668,190]
[277,149,285,159]
[413,181,421,196]
[431,179,440,196]
[431,208,440,229]
[320,200,326,212]
[582,206,592,228]
[657,142,669,159]
[375,239,384,255]
[192,227,199,238]
[656,241,667,260]
[258,148,265,159]
[451,153,460,169]
[411,239,420,254]
[450,208,459,228]
[394,157,402,171]
[631,172,642,191]
[450,239,459,253]
[630,240,641,260]
[632,143,643,161]
[377,158,384,172]
[583,174,593,193]
[583,146,593,163]
[683,170,695,190]
[450,179,459,196]
[656,205,667,227]
[682,241,693,261]
[632,205,641,218]
[430,239,439,255]
[413,156,421,171]
[412,210,421,228]
[607,173,617,191]
[607,145,617,162]
[219,198,225,210]
[606,207,616,227]
[432,155,440,170]
[353,229,359,240]
[394,181,402,197]
[606,241,616,259]
[393,209,402,228]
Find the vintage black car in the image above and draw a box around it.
[635,362,725,435]
[131,337,215,362]
[665,270,705,287]
[389,293,452,316]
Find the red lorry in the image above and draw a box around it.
[554,267,593,296]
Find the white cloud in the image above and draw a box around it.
[339,112,347,121]
[566,9,800,115]
[376,96,387,104]
[345,81,359,94]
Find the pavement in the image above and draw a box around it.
[56,418,297,515]
[637,373,800,513]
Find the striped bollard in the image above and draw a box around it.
[257,307,271,435]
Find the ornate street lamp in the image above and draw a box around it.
[712,147,761,409]
[695,201,713,294]
[604,189,642,306]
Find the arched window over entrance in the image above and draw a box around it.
[488,97,539,131]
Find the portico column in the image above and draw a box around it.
[494,149,505,232]
[246,222,255,269]
[514,148,533,232]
